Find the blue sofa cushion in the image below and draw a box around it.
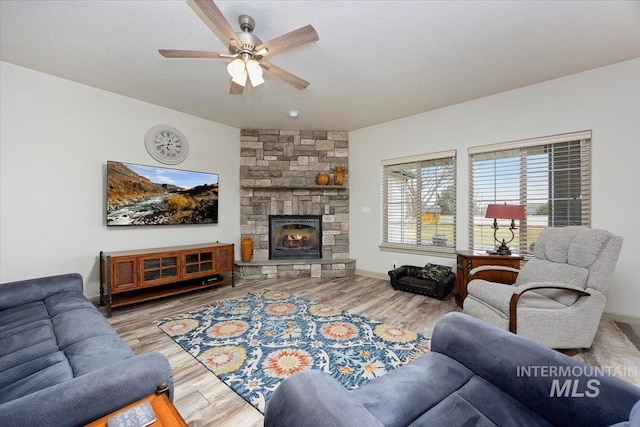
[1,339,60,378]
[409,375,553,427]
[354,353,473,427]
[0,301,49,333]
[0,319,57,361]
[52,307,118,349]
[45,291,97,317]
[65,335,134,376]
[0,351,73,404]
[412,393,496,427]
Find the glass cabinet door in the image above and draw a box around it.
[140,253,180,286]
[182,249,216,279]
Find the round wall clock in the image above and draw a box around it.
[144,125,189,165]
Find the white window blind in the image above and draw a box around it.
[468,131,591,256]
[381,150,456,256]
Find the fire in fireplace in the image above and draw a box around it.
[269,215,322,259]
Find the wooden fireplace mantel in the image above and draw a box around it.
[240,184,348,190]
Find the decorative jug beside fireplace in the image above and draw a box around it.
[241,236,253,262]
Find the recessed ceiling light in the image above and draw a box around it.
[288,110,299,118]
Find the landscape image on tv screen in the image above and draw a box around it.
[107,161,219,226]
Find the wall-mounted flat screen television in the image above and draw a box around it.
[107,161,219,226]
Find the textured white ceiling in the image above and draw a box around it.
[2,0,640,131]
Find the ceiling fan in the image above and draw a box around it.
[158,0,319,95]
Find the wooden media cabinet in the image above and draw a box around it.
[100,242,234,317]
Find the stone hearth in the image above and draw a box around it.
[236,129,354,279]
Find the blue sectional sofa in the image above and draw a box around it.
[265,312,640,427]
[0,273,173,426]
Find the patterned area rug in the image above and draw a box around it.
[156,290,430,413]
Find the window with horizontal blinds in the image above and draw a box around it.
[381,150,456,256]
[468,131,591,256]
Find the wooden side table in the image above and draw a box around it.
[85,390,187,427]
[455,250,523,308]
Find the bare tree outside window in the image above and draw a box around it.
[382,152,456,256]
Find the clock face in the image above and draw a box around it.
[144,125,189,165]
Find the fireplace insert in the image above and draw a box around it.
[269,215,322,259]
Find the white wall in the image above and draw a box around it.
[0,62,240,299]
[350,58,640,319]
[3,59,639,318]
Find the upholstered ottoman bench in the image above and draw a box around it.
[388,264,455,300]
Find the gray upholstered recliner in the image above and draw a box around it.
[463,226,623,349]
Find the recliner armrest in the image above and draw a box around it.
[264,370,383,427]
[510,281,589,295]
[509,282,590,333]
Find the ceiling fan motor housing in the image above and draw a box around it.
[230,15,262,56]
[238,15,255,33]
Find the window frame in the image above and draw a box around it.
[380,150,457,257]
[468,131,591,257]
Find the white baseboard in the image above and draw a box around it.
[603,311,640,325]
[355,269,389,280]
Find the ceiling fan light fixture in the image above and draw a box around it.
[246,59,264,87]
[231,69,248,87]
[227,58,245,79]
[248,72,264,87]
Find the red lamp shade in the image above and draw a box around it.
[485,204,525,220]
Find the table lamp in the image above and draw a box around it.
[485,203,526,255]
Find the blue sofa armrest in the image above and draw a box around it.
[0,352,173,427]
[0,273,84,310]
[264,369,383,427]
[432,312,640,427]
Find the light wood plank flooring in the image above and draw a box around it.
[101,275,640,427]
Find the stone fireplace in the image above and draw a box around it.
[269,215,322,259]
[235,129,355,279]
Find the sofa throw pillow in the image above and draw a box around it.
[416,263,452,282]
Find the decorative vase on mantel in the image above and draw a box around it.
[241,236,253,262]
[316,172,330,185]
[333,166,345,185]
